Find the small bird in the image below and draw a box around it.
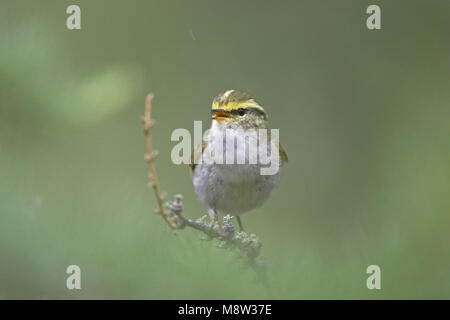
[190,90,288,231]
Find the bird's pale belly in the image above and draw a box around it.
[192,163,280,215]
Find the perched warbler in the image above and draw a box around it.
[190,90,288,231]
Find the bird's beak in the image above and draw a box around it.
[212,111,230,121]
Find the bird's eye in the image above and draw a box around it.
[238,108,246,116]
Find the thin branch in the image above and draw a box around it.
[143,93,177,229]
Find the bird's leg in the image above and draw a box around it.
[236,216,244,232]
[207,208,218,226]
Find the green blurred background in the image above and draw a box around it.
[1,0,449,299]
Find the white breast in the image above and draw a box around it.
[192,122,281,215]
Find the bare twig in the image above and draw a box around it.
[143,93,177,229]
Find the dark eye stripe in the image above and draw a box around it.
[230,108,246,116]
[211,107,266,119]
[211,108,227,114]
[248,107,267,119]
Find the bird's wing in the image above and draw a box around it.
[190,140,207,173]
[279,143,288,164]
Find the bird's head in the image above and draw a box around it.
[211,90,268,129]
